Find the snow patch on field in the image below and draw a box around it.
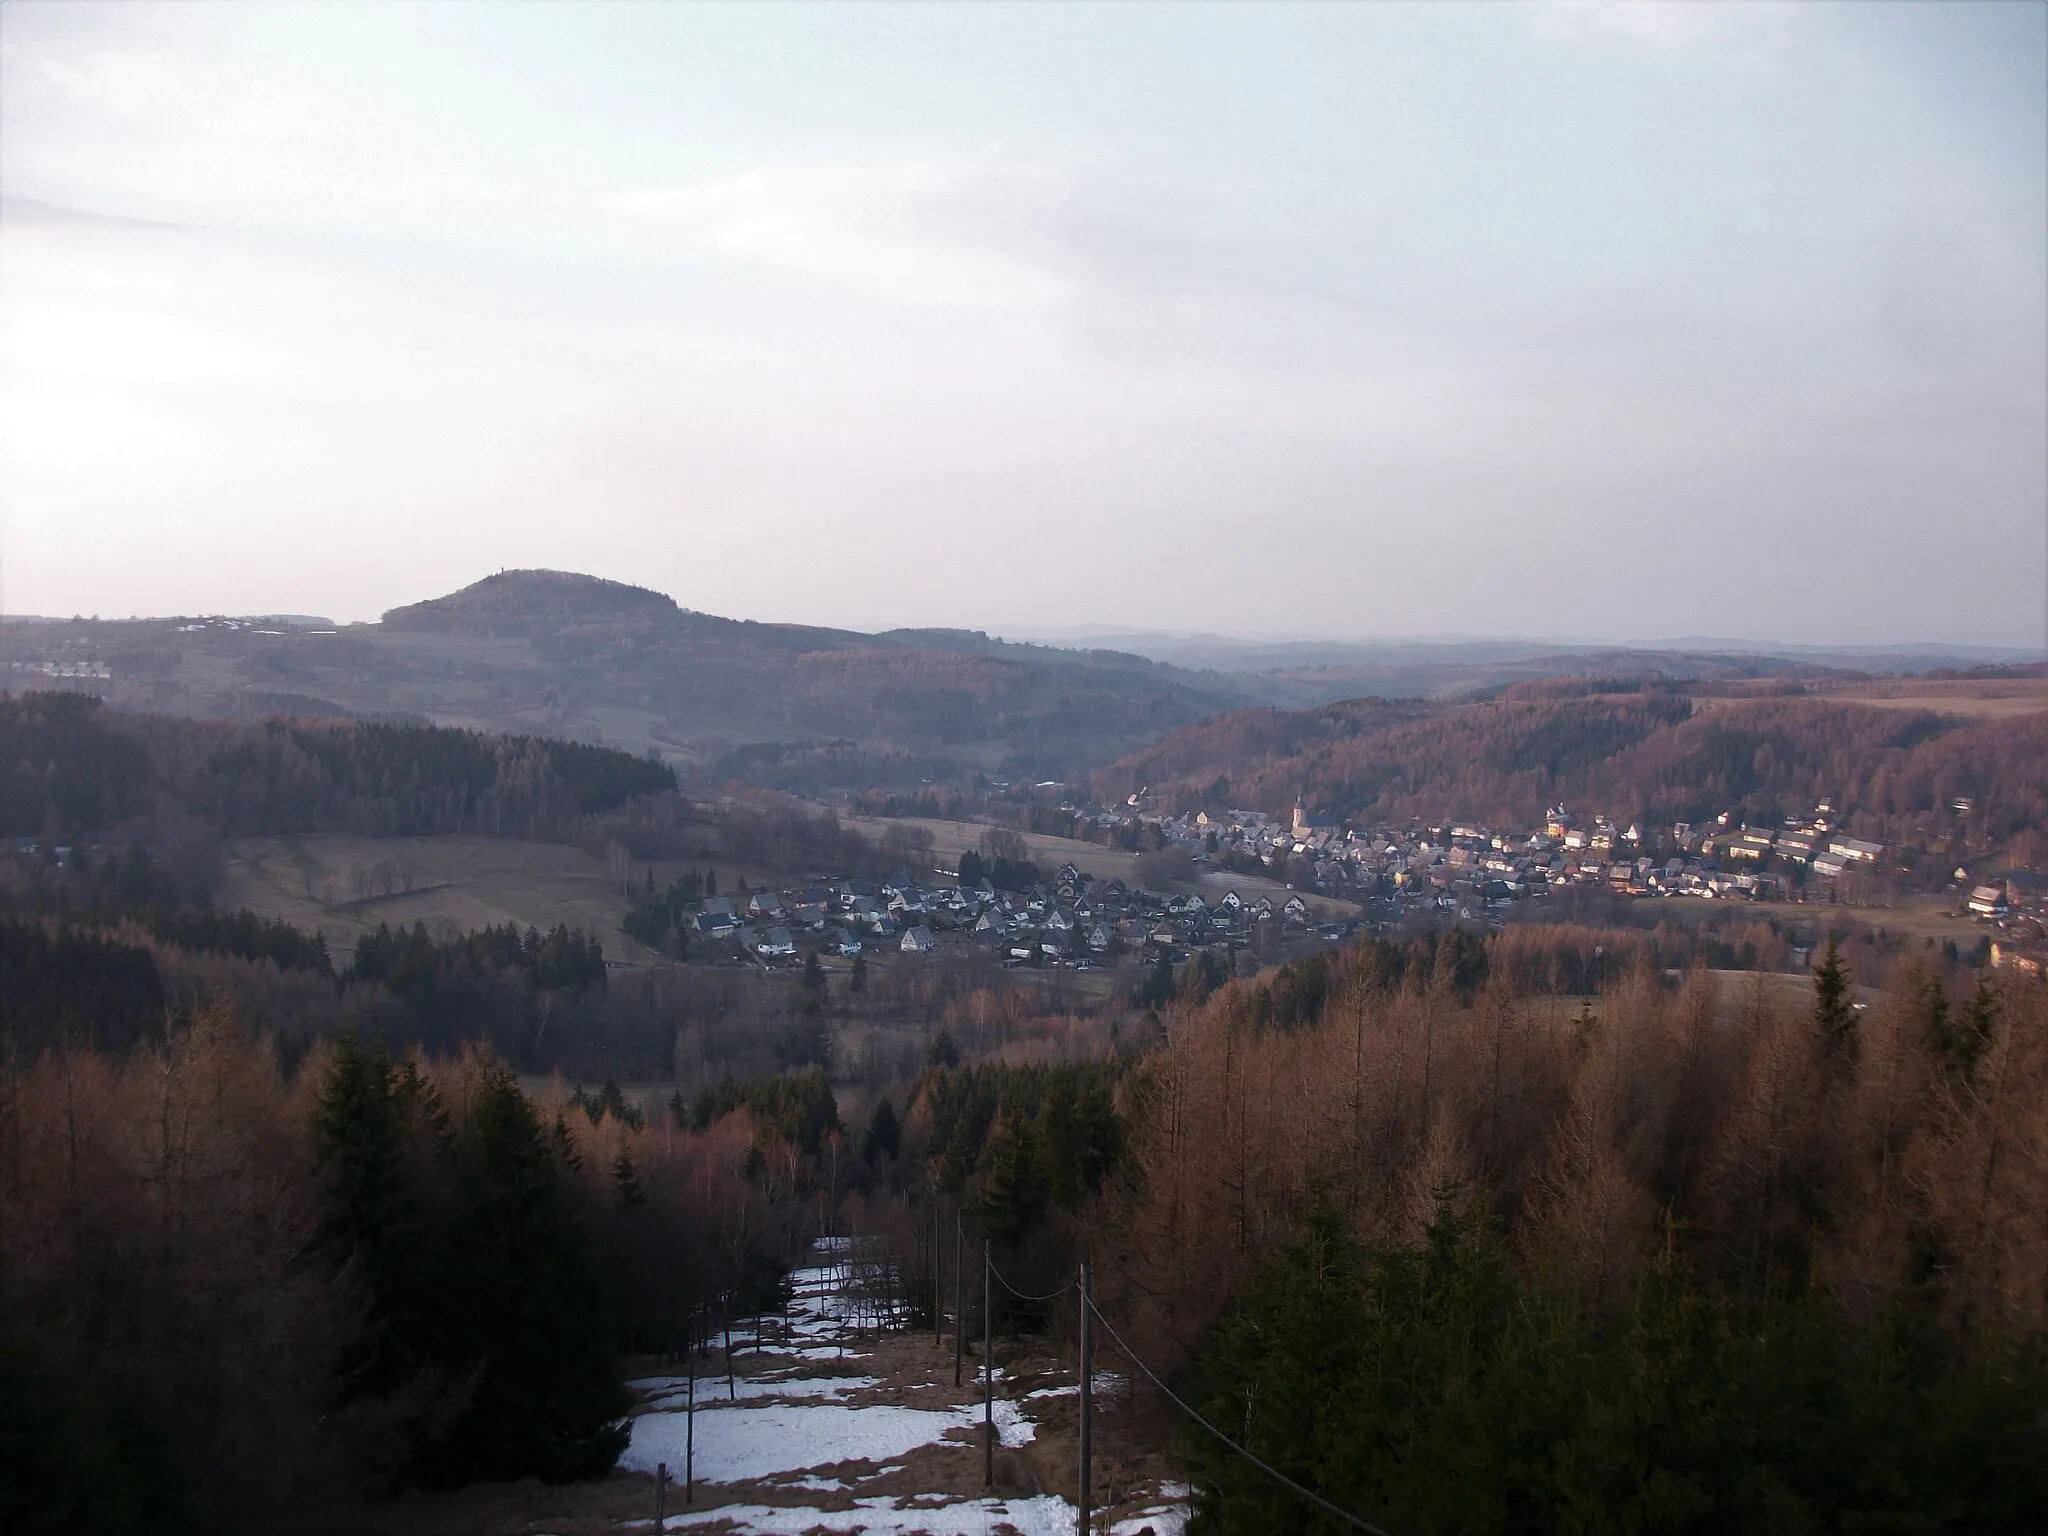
[1108,1503,1189,1536]
[623,1403,972,1484]
[1025,1371,1124,1403]
[637,1374,880,1409]
[658,1493,1080,1534]
[623,1391,1036,1483]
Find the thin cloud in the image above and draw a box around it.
[608,163,1075,311]
[18,45,181,117]
[1532,0,1796,52]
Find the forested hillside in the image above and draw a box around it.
[1,691,674,843]
[1,570,1254,781]
[6,884,2047,1531]
[1092,931,2048,1532]
[1097,685,2048,854]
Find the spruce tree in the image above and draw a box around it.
[863,1096,901,1163]
[1813,935,1856,1062]
[975,1110,1046,1252]
[313,1038,452,1415]
[427,1062,629,1484]
[1938,974,1999,1081]
[611,1143,646,1208]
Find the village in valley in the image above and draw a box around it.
[673,787,2048,980]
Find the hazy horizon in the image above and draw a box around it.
[4,563,2039,665]
[4,2,2044,649]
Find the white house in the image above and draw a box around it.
[1968,885,2010,918]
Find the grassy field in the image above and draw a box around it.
[846,814,1364,917]
[216,834,668,963]
[1813,678,2048,717]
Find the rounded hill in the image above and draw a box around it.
[381,570,679,637]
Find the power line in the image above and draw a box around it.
[985,1257,1078,1304]
[1084,1296,1392,1536]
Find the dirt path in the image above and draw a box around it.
[609,1238,1189,1535]
[343,1241,1187,1535]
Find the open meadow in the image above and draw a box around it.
[215,833,669,963]
[845,814,1364,918]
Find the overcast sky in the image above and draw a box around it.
[2,1,2043,646]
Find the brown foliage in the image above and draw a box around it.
[1095,691,2048,848]
[1101,951,2048,1375]
[0,1007,356,1523]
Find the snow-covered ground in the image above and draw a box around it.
[635,1374,882,1408]
[617,1239,1189,1535]
[625,1401,1000,1484]
[654,1494,1081,1535]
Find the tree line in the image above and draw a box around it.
[1089,933,2048,1531]
[1,692,674,843]
[0,1016,852,1533]
[1094,689,2048,868]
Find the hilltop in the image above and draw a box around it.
[0,570,1255,783]
[382,568,682,636]
[10,571,2040,793]
[1096,680,2048,861]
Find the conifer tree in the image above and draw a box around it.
[313,1037,453,1415]
[1936,973,1998,1081]
[426,1062,629,1484]
[1813,935,1856,1062]
[975,1110,1046,1252]
[611,1143,646,1208]
[864,1096,901,1163]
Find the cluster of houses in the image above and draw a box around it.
[689,864,1331,969]
[5,659,111,680]
[687,789,1912,973]
[1117,796,1888,914]
[1710,799,1884,881]
[1967,871,2048,977]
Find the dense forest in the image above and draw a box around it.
[4,904,2045,1531]
[6,672,2048,1530]
[1,692,675,843]
[1085,935,2048,1532]
[4,569,1254,780]
[1096,687,2048,863]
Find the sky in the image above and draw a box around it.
[2,1,2044,648]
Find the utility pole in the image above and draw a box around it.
[1079,1260,1094,1535]
[933,1205,943,1347]
[723,1295,735,1400]
[685,1338,696,1505]
[953,1212,965,1387]
[983,1237,994,1488]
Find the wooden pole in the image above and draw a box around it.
[724,1296,736,1401]
[982,1237,994,1488]
[685,1344,695,1505]
[933,1205,943,1346]
[1079,1261,1093,1536]
[953,1212,965,1387]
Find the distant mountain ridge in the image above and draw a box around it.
[1096,683,2048,858]
[2,569,1258,783]
[382,569,680,635]
[9,569,2037,792]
